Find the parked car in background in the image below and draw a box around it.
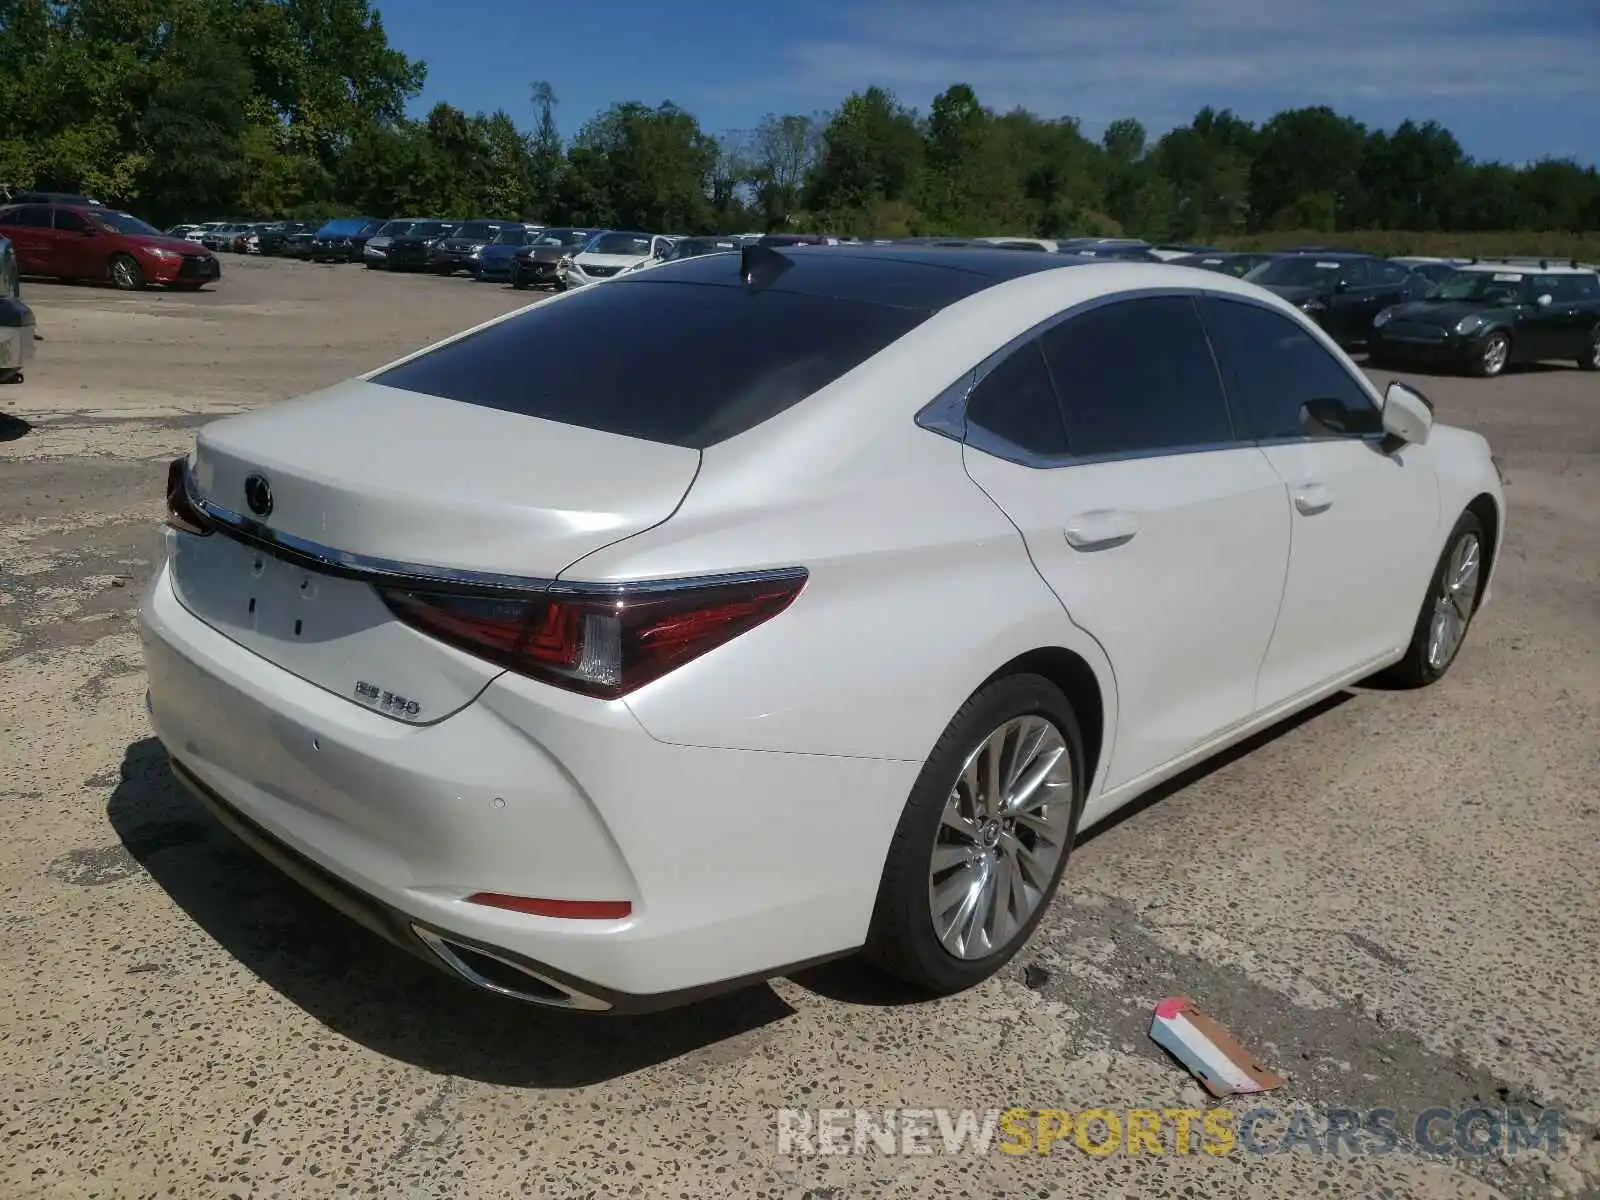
[256,221,314,257]
[472,225,546,281]
[187,222,223,245]
[661,236,740,262]
[1150,243,1217,261]
[308,218,381,263]
[1368,263,1600,376]
[1170,251,1276,278]
[6,190,102,207]
[1244,252,1428,346]
[362,219,420,268]
[508,227,600,290]
[141,249,1502,1014]
[426,220,519,275]
[281,224,324,259]
[165,224,204,241]
[566,231,672,286]
[970,237,1058,252]
[0,233,35,383]
[0,202,220,290]
[1389,256,1465,287]
[242,223,275,254]
[1057,238,1163,261]
[756,233,840,247]
[384,221,462,272]
[201,223,252,252]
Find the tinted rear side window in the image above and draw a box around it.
[373,280,927,448]
[1038,296,1233,457]
[964,341,1068,460]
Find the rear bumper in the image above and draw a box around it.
[137,559,911,1010]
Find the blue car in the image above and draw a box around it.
[474,225,544,281]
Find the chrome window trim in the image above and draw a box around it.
[184,464,808,600]
[914,285,1394,470]
[918,287,1255,469]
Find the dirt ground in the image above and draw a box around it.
[1,256,1597,1199]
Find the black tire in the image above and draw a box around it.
[1468,331,1510,378]
[0,369,21,384]
[511,274,529,290]
[1578,326,1600,372]
[554,279,568,293]
[864,673,1085,995]
[108,253,145,291]
[1382,510,1487,688]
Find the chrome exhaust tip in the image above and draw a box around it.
[412,926,611,1012]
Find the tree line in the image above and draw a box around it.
[3,0,1597,240]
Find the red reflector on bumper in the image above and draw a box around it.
[465,893,632,920]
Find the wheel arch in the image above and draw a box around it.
[981,646,1108,798]
[1465,491,1501,591]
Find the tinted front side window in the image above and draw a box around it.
[53,209,92,233]
[1203,297,1379,440]
[964,341,1067,460]
[1039,296,1233,457]
[373,280,926,449]
[1378,261,1411,285]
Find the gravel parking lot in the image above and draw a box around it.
[2,256,1597,1199]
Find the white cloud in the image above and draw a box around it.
[701,0,1597,136]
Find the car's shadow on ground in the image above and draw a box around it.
[108,737,795,1088]
[0,411,30,440]
[113,693,1361,1042]
[794,690,1356,1007]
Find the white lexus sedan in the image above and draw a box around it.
[140,246,1504,1013]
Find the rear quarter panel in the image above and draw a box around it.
[564,395,1119,772]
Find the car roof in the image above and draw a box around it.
[625,244,1096,312]
[1457,262,1595,276]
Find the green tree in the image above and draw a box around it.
[1248,106,1368,230]
[805,87,923,226]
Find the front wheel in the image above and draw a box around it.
[1578,327,1600,372]
[1469,332,1510,378]
[1383,511,1486,687]
[865,674,1084,995]
[108,253,145,291]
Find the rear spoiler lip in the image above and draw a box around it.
[183,461,804,601]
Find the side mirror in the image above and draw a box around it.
[1334,278,1351,294]
[1381,381,1433,448]
[1534,293,1553,308]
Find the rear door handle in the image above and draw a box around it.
[1293,483,1334,515]
[1064,509,1141,551]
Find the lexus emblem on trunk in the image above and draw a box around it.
[244,474,273,518]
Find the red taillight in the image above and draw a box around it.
[165,456,212,536]
[378,570,806,699]
[465,893,632,920]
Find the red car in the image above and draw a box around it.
[0,202,221,290]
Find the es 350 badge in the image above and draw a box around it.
[354,680,422,719]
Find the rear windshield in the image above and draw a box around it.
[372,279,927,448]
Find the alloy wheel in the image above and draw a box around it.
[1426,532,1480,671]
[111,258,136,288]
[928,715,1074,960]
[1482,334,1508,376]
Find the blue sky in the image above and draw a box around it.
[379,0,1599,166]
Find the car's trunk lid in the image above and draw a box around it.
[173,378,700,720]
